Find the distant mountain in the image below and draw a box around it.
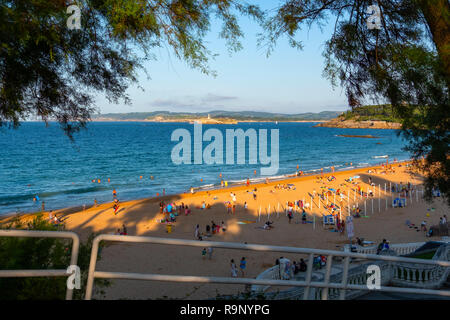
[92,110,342,121]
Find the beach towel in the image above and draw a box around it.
[237,220,256,225]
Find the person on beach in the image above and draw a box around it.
[122,224,127,235]
[287,209,293,224]
[207,247,213,260]
[221,221,226,232]
[226,202,232,214]
[205,225,211,237]
[113,198,120,215]
[244,202,248,210]
[113,189,117,198]
[195,224,200,239]
[232,204,236,215]
[246,178,250,187]
[239,257,246,276]
[264,221,274,230]
[421,221,427,231]
[231,259,238,277]
[202,248,207,260]
[299,259,307,272]
[211,221,216,234]
[253,193,257,200]
[301,209,307,224]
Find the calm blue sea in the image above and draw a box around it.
[0,122,410,215]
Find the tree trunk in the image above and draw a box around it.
[417,0,450,89]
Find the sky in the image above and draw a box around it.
[96,2,349,115]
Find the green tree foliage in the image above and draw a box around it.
[0,214,109,299]
[261,0,449,205]
[0,0,262,136]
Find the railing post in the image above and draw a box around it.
[85,235,102,300]
[66,233,80,300]
[321,255,334,300]
[339,256,350,300]
[303,253,315,300]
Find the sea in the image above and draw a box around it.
[0,122,411,215]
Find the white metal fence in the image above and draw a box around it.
[0,229,80,300]
[85,234,450,300]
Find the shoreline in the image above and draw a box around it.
[0,159,411,223]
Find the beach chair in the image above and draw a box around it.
[328,215,335,225]
[323,215,335,227]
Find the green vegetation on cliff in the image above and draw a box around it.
[341,105,401,123]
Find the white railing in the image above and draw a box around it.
[252,244,450,300]
[1,230,448,300]
[0,229,80,300]
[85,234,450,300]
[344,242,426,255]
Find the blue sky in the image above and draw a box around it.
[96,3,349,115]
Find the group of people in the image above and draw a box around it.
[275,257,308,279]
[376,239,390,254]
[195,221,227,240]
[230,257,246,277]
[114,224,128,235]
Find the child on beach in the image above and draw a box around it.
[202,248,207,260]
[231,259,238,277]
[301,210,307,224]
[239,257,246,276]
[113,199,120,215]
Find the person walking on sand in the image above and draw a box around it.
[301,209,307,224]
[244,202,248,210]
[287,210,293,224]
[239,257,246,277]
[207,247,213,260]
[195,224,200,239]
[231,259,238,277]
[202,248,207,260]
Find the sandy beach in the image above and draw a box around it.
[1,161,447,299]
